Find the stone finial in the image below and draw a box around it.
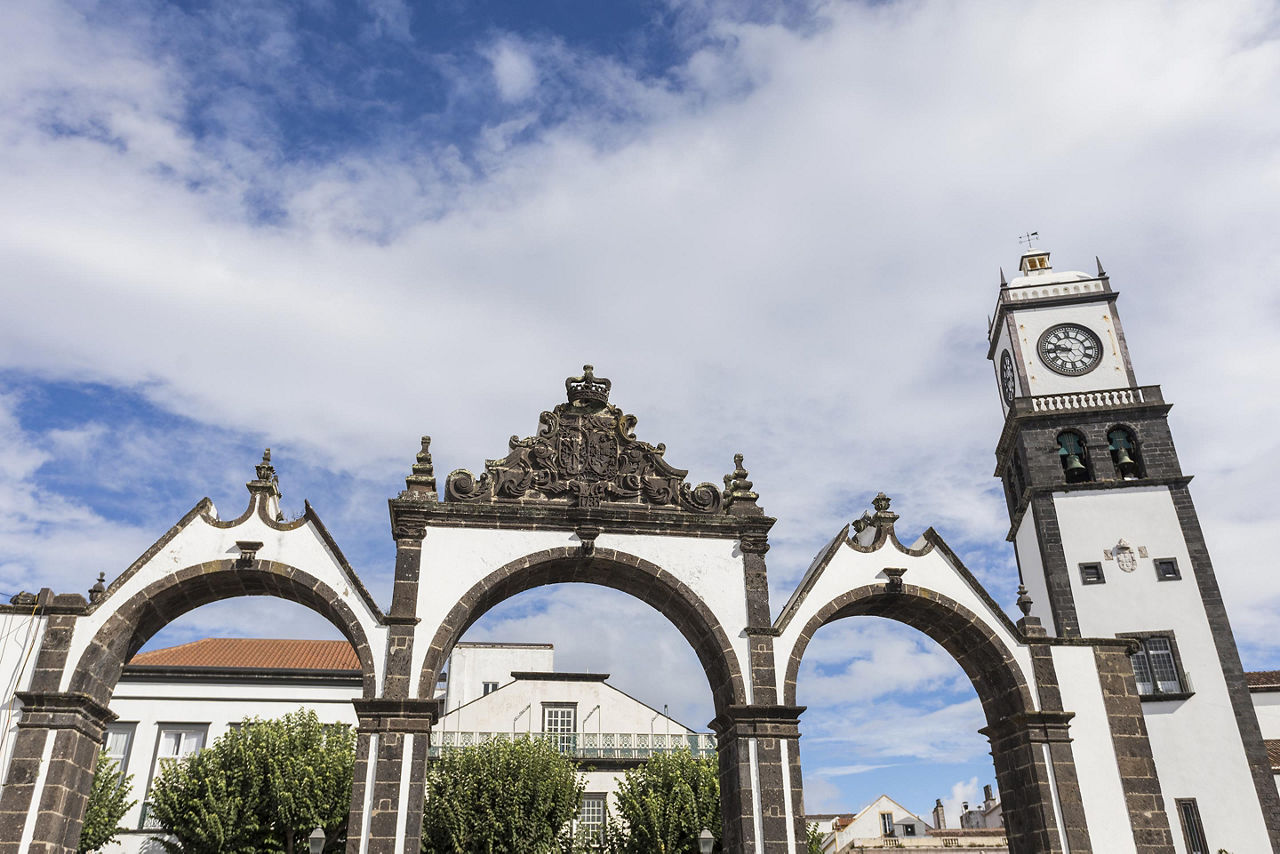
[724,453,761,516]
[1096,256,1107,278]
[1016,584,1033,617]
[999,267,1008,287]
[405,436,438,499]
[255,448,276,483]
[871,492,899,535]
[88,572,106,604]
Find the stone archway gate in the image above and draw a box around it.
[0,367,1177,853]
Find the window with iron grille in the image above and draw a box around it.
[1154,558,1181,581]
[1175,798,1208,854]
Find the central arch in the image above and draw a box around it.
[783,584,1065,854]
[417,546,747,716]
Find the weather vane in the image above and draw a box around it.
[1019,231,1040,250]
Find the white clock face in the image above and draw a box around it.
[1037,324,1102,376]
[1000,351,1016,404]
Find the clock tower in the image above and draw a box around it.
[988,247,1280,853]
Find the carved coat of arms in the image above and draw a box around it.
[445,366,722,513]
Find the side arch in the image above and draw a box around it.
[67,558,380,704]
[417,546,747,716]
[782,583,1034,719]
[781,584,1077,854]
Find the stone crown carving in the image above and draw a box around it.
[445,366,723,513]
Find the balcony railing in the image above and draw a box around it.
[1011,385,1162,416]
[428,731,717,760]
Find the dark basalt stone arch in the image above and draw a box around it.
[417,546,747,716]
[782,584,1070,854]
[67,558,380,705]
[782,584,1032,716]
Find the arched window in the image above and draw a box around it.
[1108,427,1144,479]
[1056,431,1092,483]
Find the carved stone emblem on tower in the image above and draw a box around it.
[445,366,724,513]
[1103,538,1146,572]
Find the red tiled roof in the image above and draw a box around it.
[1266,740,1280,771]
[128,638,359,673]
[1246,670,1280,689]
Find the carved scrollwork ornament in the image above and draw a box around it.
[443,366,726,514]
[392,520,427,543]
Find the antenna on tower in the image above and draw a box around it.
[1018,231,1040,250]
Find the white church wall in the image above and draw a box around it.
[1012,504,1053,635]
[1050,644,1136,854]
[1054,487,1272,852]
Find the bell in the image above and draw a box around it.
[1115,446,1140,478]
[1063,453,1087,481]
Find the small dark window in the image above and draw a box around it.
[1079,562,1105,585]
[1154,558,1181,581]
[1175,798,1209,854]
[1056,432,1092,483]
[1108,427,1144,479]
[482,681,499,696]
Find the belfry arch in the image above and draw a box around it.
[0,365,1181,854]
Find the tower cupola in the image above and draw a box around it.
[1019,248,1052,275]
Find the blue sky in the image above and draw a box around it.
[3,0,1280,824]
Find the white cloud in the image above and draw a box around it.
[487,38,539,102]
[941,776,981,830]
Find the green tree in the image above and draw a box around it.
[77,751,136,853]
[149,709,354,853]
[805,821,824,854]
[421,735,585,853]
[609,750,720,854]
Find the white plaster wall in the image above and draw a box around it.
[833,795,929,849]
[1252,690,1280,739]
[0,609,45,782]
[774,535,1038,713]
[58,498,388,695]
[412,527,751,702]
[101,676,361,854]
[1053,487,1271,853]
[444,643,555,712]
[438,677,695,737]
[1007,302,1130,397]
[1012,506,1054,635]
[1050,644,1136,853]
